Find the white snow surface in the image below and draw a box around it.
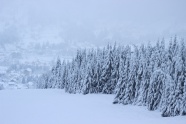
[0,89,185,124]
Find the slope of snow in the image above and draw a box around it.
[0,89,185,124]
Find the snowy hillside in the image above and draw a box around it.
[0,89,185,124]
[0,42,73,89]
[0,0,186,122]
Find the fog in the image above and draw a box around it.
[0,0,186,46]
[0,0,186,93]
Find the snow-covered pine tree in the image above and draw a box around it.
[147,39,168,110]
[61,60,67,89]
[160,72,174,117]
[72,50,82,93]
[91,53,100,93]
[54,58,62,89]
[64,62,70,92]
[84,49,98,94]
[110,43,120,94]
[161,37,180,117]
[172,40,185,116]
[133,44,145,104]
[91,48,101,93]
[163,39,186,116]
[47,66,55,88]
[97,48,106,93]
[65,60,76,93]
[121,46,136,105]
[102,44,115,94]
[99,45,111,94]
[36,73,49,89]
[136,43,152,106]
[82,50,93,94]
[147,69,166,111]
[77,49,87,93]
[182,79,186,115]
[180,40,186,115]
[113,46,130,104]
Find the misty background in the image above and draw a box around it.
[0,0,186,47]
[0,0,186,88]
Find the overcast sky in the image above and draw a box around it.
[0,0,186,46]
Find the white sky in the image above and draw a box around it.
[0,0,186,46]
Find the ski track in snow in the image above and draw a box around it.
[0,89,185,124]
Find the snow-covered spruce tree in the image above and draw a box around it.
[140,41,158,105]
[173,41,185,116]
[93,48,102,93]
[111,43,121,94]
[183,79,186,115]
[54,58,62,89]
[96,48,106,93]
[72,59,80,94]
[72,50,83,93]
[77,49,87,93]
[113,46,130,104]
[64,62,70,92]
[113,46,133,105]
[147,40,168,110]
[136,43,152,106]
[82,62,91,94]
[101,44,119,94]
[65,60,77,93]
[147,69,166,111]
[133,44,145,105]
[113,46,125,95]
[100,45,113,94]
[181,41,186,115]
[60,60,67,89]
[159,72,173,117]
[89,51,99,93]
[121,46,138,105]
[47,66,55,88]
[161,39,186,117]
[36,73,50,89]
[82,50,95,94]
[70,53,81,93]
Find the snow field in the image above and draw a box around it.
[0,89,185,124]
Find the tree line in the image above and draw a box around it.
[37,37,186,117]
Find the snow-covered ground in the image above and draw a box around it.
[0,89,185,124]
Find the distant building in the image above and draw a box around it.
[24,68,32,76]
[0,66,8,77]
